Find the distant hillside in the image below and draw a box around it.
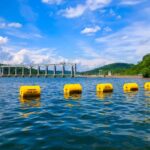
[124,54,150,77]
[81,63,134,75]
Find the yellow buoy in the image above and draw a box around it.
[123,83,138,92]
[64,84,82,94]
[20,96,40,102]
[20,85,41,98]
[96,83,113,93]
[144,82,150,90]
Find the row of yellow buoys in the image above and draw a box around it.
[19,82,150,100]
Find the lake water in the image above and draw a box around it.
[0,77,150,150]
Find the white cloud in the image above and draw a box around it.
[9,49,52,64]
[0,21,22,28]
[0,36,8,44]
[81,26,101,35]
[0,46,68,65]
[42,0,63,5]
[63,5,86,18]
[8,22,22,28]
[87,0,111,11]
[96,22,150,62]
[62,0,111,18]
[120,0,145,5]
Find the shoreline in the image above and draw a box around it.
[77,75,150,79]
[0,75,150,80]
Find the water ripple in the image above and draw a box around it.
[0,77,150,150]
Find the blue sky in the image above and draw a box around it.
[0,0,150,70]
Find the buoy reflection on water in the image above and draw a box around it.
[64,93,81,100]
[96,92,112,100]
[19,96,41,118]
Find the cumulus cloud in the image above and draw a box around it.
[0,47,68,65]
[81,26,101,35]
[42,0,63,5]
[62,0,111,18]
[9,49,53,64]
[0,36,8,44]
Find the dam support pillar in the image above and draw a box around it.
[74,64,76,77]
[53,65,56,77]
[71,65,74,77]
[62,65,65,77]
[2,67,4,77]
[37,65,40,77]
[0,67,4,77]
[29,66,32,77]
[15,67,17,77]
[22,67,24,77]
[8,67,11,77]
[45,65,48,77]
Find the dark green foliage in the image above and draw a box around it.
[124,54,150,77]
[142,68,150,78]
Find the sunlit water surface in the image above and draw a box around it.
[0,77,150,150]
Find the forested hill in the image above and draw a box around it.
[81,63,134,75]
[124,54,150,77]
